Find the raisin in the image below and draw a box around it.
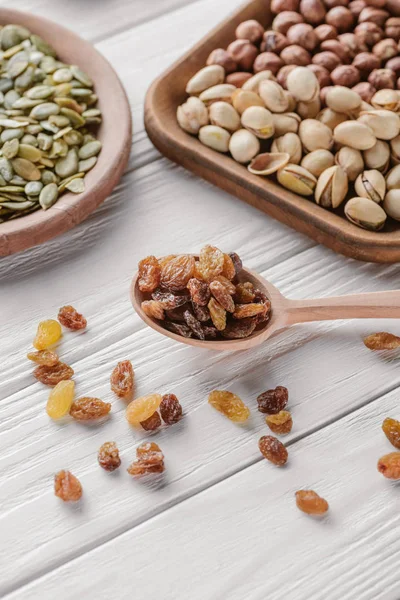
[208,297,227,331]
[164,321,193,338]
[160,254,195,291]
[160,393,182,424]
[33,319,62,350]
[364,332,400,350]
[34,362,74,386]
[258,435,288,466]
[266,411,293,434]
[198,245,225,281]
[58,305,87,330]
[229,251,243,276]
[47,380,75,419]
[54,470,82,501]
[137,441,163,460]
[152,289,190,310]
[295,490,329,515]
[192,302,210,322]
[141,300,165,320]
[138,256,161,292]
[235,282,255,304]
[110,360,134,398]
[233,303,266,319]
[183,309,205,340]
[203,325,218,339]
[378,452,400,479]
[212,275,236,295]
[222,253,236,280]
[70,397,111,420]
[126,393,162,426]
[257,386,288,414]
[221,317,257,339]
[98,442,121,472]
[187,278,211,306]
[127,442,164,476]
[208,390,250,422]
[27,349,59,366]
[382,417,400,449]
[210,280,235,312]
[140,411,161,431]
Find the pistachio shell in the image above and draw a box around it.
[297,96,321,120]
[391,135,400,164]
[358,110,400,141]
[383,189,400,221]
[272,112,301,136]
[286,67,319,103]
[335,147,364,182]
[248,152,290,176]
[386,165,400,190]
[277,163,317,196]
[299,119,333,152]
[199,84,236,106]
[232,89,264,115]
[209,101,241,132]
[198,125,230,153]
[354,170,386,203]
[301,149,335,177]
[271,133,302,164]
[325,87,362,114]
[240,106,274,139]
[344,197,386,231]
[186,65,225,95]
[333,121,376,151]
[258,80,289,113]
[229,129,260,164]
[371,90,399,112]
[315,165,348,209]
[363,140,390,173]
[242,71,276,93]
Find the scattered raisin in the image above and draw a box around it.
[160,254,195,291]
[152,289,190,309]
[203,325,218,338]
[192,302,211,322]
[229,251,243,276]
[208,390,250,422]
[295,490,329,515]
[137,441,163,460]
[54,470,82,501]
[364,332,400,350]
[382,417,400,449]
[160,393,182,424]
[183,309,205,340]
[127,442,164,476]
[141,300,165,320]
[235,282,255,303]
[258,435,288,466]
[378,452,400,479]
[138,256,161,292]
[198,245,225,281]
[70,397,111,420]
[212,275,236,295]
[126,394,162,426]
[233,303,266,319]
[208,297,227,331]
[47,380,75,419]
[221,317,257,339]
[187,278,211,306]
[222,253,236,280]
[34,362,74,386]
[165,306,187,321]
[110,360,134,398]
[164,321,193,338]
[140,411,161,431]
[27,349,59,366]
[98,442,121,472]
[33,319,62,350]
[210,280,235,312]
[58,305,87,330]
[257,386,289,414]
[266,411,293,434]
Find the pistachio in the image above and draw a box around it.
[335,147,364,181]
[258,80,289,113]
[177,98,210,135]
[301,149,335,177]
[209,101,241,132]
[371,89,399,112]
[241,106,274,139]
[333,121,376,150]
[277,163,317,195]
[386,165,400,190]
[199,84,236,106]
[355,169,386,203]
[391,135,400,164]
[229,129,260,163]
[248,152,290,175]
[344,196,386,230]
[284,91,297,112]
[286,66,319,102]
[185,65,225,95]
[271,132,302,164]
[363,140,390,173]
[272,112,301,136]
[325,86,362,113]
[242,71,277,93]
[299,118,333,152]
[315,165,348,208]
[383,189,400,221]
[198,125,230,152]
[358,110,400,141]
[296,96,321,119]
[232,89,265,115]
[316,107,348,131]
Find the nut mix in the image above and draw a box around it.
[177,2,400,232]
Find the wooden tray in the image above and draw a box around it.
[0,9,132,257]
[144,0,400,263]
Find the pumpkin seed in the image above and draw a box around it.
[41,169,58,185]
[53,68,73,83]
[63,130,83,145]
[18,144,42,162]
[78,156,97,172]
[0,157,14,181]
[65,178,85,193]
[60,107,85,127]
[25,181,43,196]
[30,102,60,120]
[37,132,53,151]
[39,182,58,209]
[70,65,93,88]
[2,138,19,159]
[25,85,54,99]
[0,200,34,210]
[55,148,78,178]
[11,157,41,180]
[58,172,84,193]
[78,140,102,159]
[30,34,56,57]
[21,134,38,146]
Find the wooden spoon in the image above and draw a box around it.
[131,265,400,351]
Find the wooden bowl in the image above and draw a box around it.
[0,9,132,257]
[144,0,400,263]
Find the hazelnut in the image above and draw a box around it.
[206,49,238,74]
[276,64,298,88]
[338,33,363,57]
[315,24,338,42]
[331,65,361,86]
[368,67,396,88]
[299,0,327,24]
[352,51,381,75]
[307,64,332,87]
[386,18,400,41]
[280,44,312,65]
[321,39,352,63]
[386,56,400,76]
[324,0,349,7]
[352,81,377,102]
[287,23,318,50]
[326,7,354,32]
[227,39,259,71]
[365,0,387,7]
[312,50,342,71]
[272,11,304,35]
[236,20,265,44]
[386,0,400,16]
[271,0,300,12]
[253,52,284,74]
[225,72,253,87]
[354,22,384,46]
[261,30,289,53]
[372,38,398,59]
[349,0,367,17]
[358,7,389,27]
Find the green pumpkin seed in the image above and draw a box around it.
[41,169,58,185]
[63,130,82,145]
[60,107,85,128]
[25,181,43,196]
[70,65,93,88]
[0,78,13,93]
[78,140,102,159]
[18,144,42,162]
[53,83,72,97]
[53,126,72,140]
[21,134,38,146]
[53,68,72,83]
[37,133,53,151]
[0,185,25,193]
[40,157,54,168]
[7,60,28,79]
[54,97,82,113]
[30,102,60,120]
[30,34,56,57]
[65,177,85,193]
[48,114,70,128]
[2,138,19,159]
[13,97,42,110]
[25,84,54,99]
[40,56,57,73]
[0,174,7,186]
[0,118,29,128]
[55,148,78,178]
[9,175,26,185]
[58,171,84,192]
[11,158,41,180]
[26,124,42,135]
[40,121,59,134]
[78,156,97,173]
[82,108,101,118]
[15,66,36,91]
[49,139,68,158]
[70,88,92,99]
[0,200,34,210]
[0,157,14,181]
[39,182,58,209]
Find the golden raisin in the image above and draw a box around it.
[54,470,82,501]
[27,349,59,366]
[140,411,161,431]
[46,380,75,419]
[110,360,134,398]
[208,297,227,331]
[33,362,74,386]
[183,309,205,339]
[266,411,293,434]
[295,490,329,515]
[208,390,250,422]
[258,435,288,466]
[212,275,236,295]
[126,394,162,426]
[70,397,111,421]
[98,442,121,471]
[235,282,255,303]
[233,303,266,319]
[58,305,87,330]
[257,386,288,414]
[160,393,182,424]
[209,280,235,312]
[364,332,400,350]
[187,278,211,306]
[378,452,400,479]
[127,441,164,476]
[141,300,165,320]
[229,251,242,275]
[160,254,195,291]
[221,253,236,280]
[198,245,225,281]
[382,417,400,449]
[138,256,161,293]
[33,319,62,350]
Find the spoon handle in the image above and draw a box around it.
[285,290,400,325]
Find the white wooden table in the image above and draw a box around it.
[1,2,400,598]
